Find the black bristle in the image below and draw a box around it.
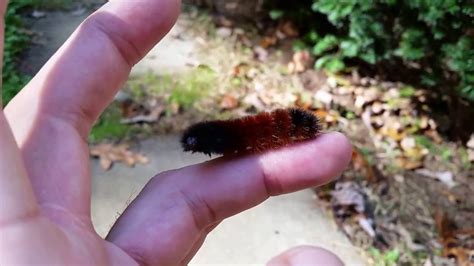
[289,108,321,136]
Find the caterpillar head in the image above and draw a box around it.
[181,121,232,155]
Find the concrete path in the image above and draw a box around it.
[21,10,200,76]
[21,7,367,265]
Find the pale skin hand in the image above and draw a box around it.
[0,0,350,265]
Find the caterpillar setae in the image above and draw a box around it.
[181,108,321,156]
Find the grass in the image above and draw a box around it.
[368,248,400,266]
[89,104,133,143]
[128,66,217,111]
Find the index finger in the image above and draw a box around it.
[107,132,352,265]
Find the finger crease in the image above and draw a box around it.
[87,15,142,69]
[260,164,283,197]
[179,190,216,231]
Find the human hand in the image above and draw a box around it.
[0,0,351,265]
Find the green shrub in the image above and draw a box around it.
[2,1,35,105]
[2,0,71,105]
[267,0,474,101]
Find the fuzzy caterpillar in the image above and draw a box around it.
[181,108,321,156]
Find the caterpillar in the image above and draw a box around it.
[181,108,321,156]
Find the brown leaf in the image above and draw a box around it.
[379,126,405,141]
[231,62,250,77]
[259,36,277,49]
[90,143,149,170]
[370,101,384,115]
[288,50,312,74]
[100,157,112,170]
[352,148,377,183]
[435,212,474,266]
[220,94,239,110]
[216,16,234,27]
[395,157,423,170]
[278,20,299,38]
[295,93,313,110]
[425,129,443,144]
[314,109,329,120]
[121,105,164,124]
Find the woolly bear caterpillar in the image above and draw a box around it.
[181,108,321,156]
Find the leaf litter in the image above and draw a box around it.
[90,143,149,171]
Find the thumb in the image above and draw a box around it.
[267,245,344,266]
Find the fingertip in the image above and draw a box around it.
[97,0,182,62]
[267,245,344,266]
[319,131,353,172]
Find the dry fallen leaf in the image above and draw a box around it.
[331,181,366,214]
[314,90,333,106]
[400,136,416,151]
[215,15,234,28]
[467,134,474,149]
[435,212,474,266]
[379,126,405,141]
[231,62,250,77]
[371,101,384,115]
[278,20,299,38]
[416,169,457,188]
[352,148,377,183]
[395,157,423,170]
[90,143,149,170]
[467,134,474,162]
[357,214,376,238]
[220,94,239,110]
[288,50,312,74]
[121,105,164,124]
[259,35,277,48]
[216,27,232,38]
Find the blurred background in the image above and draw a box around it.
[3,0,473,265]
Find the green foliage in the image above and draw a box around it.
[266,0,474,101]
[399,86,416,98]
[89,104,133,143]
[269,9,284,20]
[2,0,72,105]
[2,1,34,105]
[368,247,400,266]
[26,0,71,10]
[169,66,216,109]
[127,66,216,111]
